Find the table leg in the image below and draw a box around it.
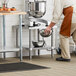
[51,28,54,58]
[29,29,32,59]
[19,15,22,61]
[38,29,40,56]
[16,28,18,48]
[3,15,6,59]
[16,28,19,57]
[75,45,76,55]
[3,52,6,59]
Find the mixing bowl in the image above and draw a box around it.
[28,1,46,18]
[32,40,45,47]
[39,29,51,37]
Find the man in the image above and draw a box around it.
[45,0,76,62]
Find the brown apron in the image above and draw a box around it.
[60,6,73,37]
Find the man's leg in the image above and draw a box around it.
[72,30,76,44]
[60,34,71,59]
[71,23,76,44]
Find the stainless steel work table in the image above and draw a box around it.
[14,25,57,60]
[27,26,55,59]
[0,11,27,61]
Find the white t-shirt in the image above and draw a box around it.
[52,0,76,23]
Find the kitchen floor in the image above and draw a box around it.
[0,54,76,76]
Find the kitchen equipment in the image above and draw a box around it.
[24,0,48,27]
[29,18,48,26]
[28,0,46,18]
[29,21,41,27]
[32,40,45,47]
[39,29,52,37]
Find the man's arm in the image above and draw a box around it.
[45,22,56,33]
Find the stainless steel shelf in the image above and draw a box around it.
[0,48,19,53]
[23,46,52,50]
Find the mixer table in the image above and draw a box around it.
[13,25,57,60]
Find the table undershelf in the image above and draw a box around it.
[0,48,20,53]
[22,45,52,50]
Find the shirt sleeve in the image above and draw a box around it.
[51,0,63,23]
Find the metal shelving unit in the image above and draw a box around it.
[14,25,56,60]
[28,26,54,59]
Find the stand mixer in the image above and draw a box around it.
[25,0,48,27]
[24,0,55,58]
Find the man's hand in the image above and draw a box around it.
[45,22,56,34]
[45,26,51,35]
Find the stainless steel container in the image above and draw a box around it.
[39,29,52,37]
[28,0,46,18]
[32,40,45,47]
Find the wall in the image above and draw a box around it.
[0,0,57,58]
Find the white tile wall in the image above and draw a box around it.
[0,0,57,58]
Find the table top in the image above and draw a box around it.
[29,25,57,30]
[0,11,27,15]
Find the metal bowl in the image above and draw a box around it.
[40,29,51,37]
[32,40,45,47]
[28,1,46,18]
